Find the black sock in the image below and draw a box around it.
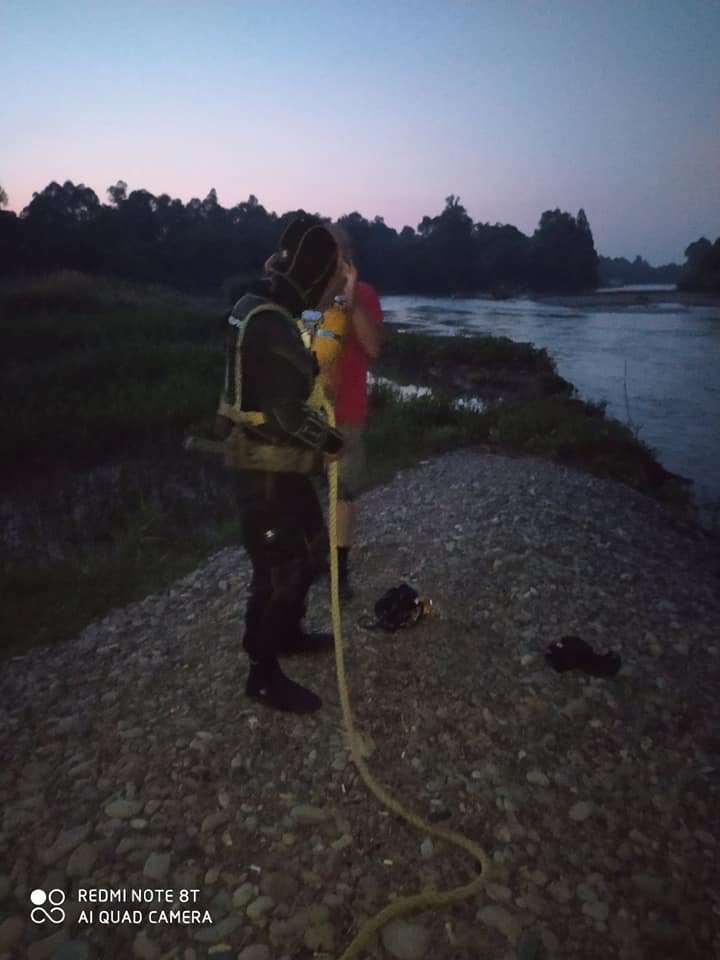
[338,547,350,579]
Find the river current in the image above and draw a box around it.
[379,291,720,527]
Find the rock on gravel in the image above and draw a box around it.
[246,895,275,923]
[193,916,241,944]
[237,947,271,960]
[232,882,256,908]
[303,922,335,951]
[38,824,91,865]
[132,930,161,960]
[104,799,143,820]
[477,905,523,944]
[290,803,330,825]
[49,943,91,960]
[143,852,171,881]
[569,801,594,822]
[66,842,98,879]
[0,916,24,951]
[381,919,431,960]
[526,770,550,787]
[27,931,69,960]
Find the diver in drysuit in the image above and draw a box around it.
[216,215,349,714]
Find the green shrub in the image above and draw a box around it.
[0,274,224,478]
[0,499,240,657]
[364,384,486,487]
[377,327,557,381]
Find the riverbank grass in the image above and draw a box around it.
[2,505,236,658]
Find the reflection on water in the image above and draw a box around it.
[381,295,720,524]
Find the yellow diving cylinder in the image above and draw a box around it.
[312,295,348,387]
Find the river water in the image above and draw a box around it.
[380,291,720,527]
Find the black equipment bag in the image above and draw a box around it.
[365,583,430,632]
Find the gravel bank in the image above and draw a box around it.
[2,448,719,960]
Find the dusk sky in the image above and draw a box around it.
[3,0,719,265]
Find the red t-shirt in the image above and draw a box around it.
[333,281,384,426]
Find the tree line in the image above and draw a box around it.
[597,254,681,287]
[0,181,598,295]
[0,179,709,295]
[677,237,720,293]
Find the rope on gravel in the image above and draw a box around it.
[323,397,493,960]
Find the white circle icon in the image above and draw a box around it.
[30,888,66,924]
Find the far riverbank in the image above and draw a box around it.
[532,290,720,310]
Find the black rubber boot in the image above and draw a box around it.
[338,547,355,601]
[545,636,621,677]
[338,576,355,602]
[246,659,322,713]
[276,630,334,656]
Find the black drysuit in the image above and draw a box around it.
[228,287,343,665]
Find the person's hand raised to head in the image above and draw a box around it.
[341,260,358,303]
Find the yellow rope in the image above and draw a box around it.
[323,398,493,960]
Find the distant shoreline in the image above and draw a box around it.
[532,289,720,310]
[381,290,720,309]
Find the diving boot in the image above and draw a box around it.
[246,659,322,713]
[338,574,355,602]
[337,547,354,601]
[276,630,334,656]
[545,636,621,677]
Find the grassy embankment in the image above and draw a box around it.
[372,326,688,501]
[0,272,688,657]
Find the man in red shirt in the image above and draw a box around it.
[328,230,384,599]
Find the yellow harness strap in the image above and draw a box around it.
[220,305,321,429]
[216,399,265,427]
[224,301,289,427]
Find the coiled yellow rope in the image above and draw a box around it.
[323,399,493,959]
